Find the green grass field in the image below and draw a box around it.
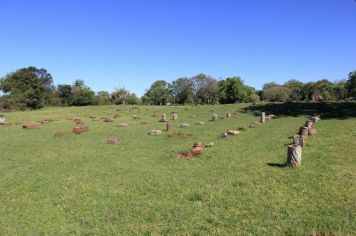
[0,103,355,235]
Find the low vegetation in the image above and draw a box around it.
[0,102,355,235]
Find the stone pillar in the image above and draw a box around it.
[260,112,266,123]
[173,113,178,120]
[159,114,167,122]
[293,135,305,147]
[287,144,302,167]
[212,114,218,121]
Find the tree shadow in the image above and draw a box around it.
[267,162,288,168]
[246,102,356,120]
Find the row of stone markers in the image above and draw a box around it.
[287,114,321,167]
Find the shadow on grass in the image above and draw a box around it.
[246,102,356,120]
[267,162,288,168]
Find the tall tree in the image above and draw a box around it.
[190,74,219,104]
[143,80,171,105]
[57,84,73,105]
[171,77,195,104]
[71,80,95,106]
[219,77,248,103]
[0,67,54,109]
[111,87,130,105]
[346,71,356,98]
[284,79,303,101]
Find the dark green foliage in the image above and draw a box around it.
[218,77,254,103]
[143,80,171,105]
[71,80,95,106]
[95,91,112,105]
[171,78,195,104]
[57,84,73,106]
[346,71,356,98]
[0,67,54,109]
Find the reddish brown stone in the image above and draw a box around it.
[72,127,82,134]
[22,124,39,129]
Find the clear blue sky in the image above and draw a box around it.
[1,0,355,95]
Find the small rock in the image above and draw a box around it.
[205,142,214,148]
[180,123,190,128]
[221,132,228,138]
[149,130,162,136]
[118,123,129,128]
[22,124,39,129]
[196,122,205,126]
[107,138,122,145]
[227,130,240,136]
[104,118,114,122]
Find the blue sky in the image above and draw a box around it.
[0,0,355,95]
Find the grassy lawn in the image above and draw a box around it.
[0,103,355,235]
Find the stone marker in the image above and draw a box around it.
[191,142,204,156]
[22,123,39,129]
[299,126,309,139]
[196,122,205,126]
[166,123,173,133]
[173,113,178,120]
[149,130,162,136]
[132,115,138,119]
[305,120,313,129]
[118,123,129,128]
[107,139,122,145]
[72,127,82,134]
[159,114,167,122]
[103,118,113,122]
[260,112,266,123]
[221,132,228,138]
[212,114,218,121]
[0,117,5,125]
[287,144,302,167]
[226,113,231,118]
[293,135,305,147]
[180,123,190,128]
[227,130,240,136]
[311,116,320,124]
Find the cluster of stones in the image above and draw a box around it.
[287,114,321,167]
[178,142,205,159]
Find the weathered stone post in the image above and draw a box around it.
[226,113,231,118]
[299,126,309,139]
[287,144,302,167]
[166,122,173,133]
[293,135,305,147]
[305,120,313,129]
[159,114,167,122]
[173,113,178,120]
[0,117,5,125]
[260,112,266,123]
[212,114,218,121]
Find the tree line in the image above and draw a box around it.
[0,67,355,110]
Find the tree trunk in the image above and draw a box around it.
[287,144,302,167]
[260,112,266,123]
